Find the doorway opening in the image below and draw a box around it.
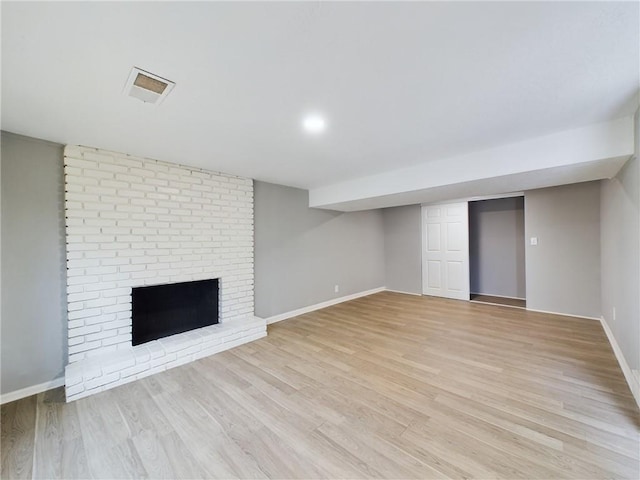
[469,197,526,309]
[421,196,526,308]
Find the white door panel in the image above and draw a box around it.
[427,207,441,218]
[422,202,470,300]
[447,261,464,292]
[447,205,465,216]
[447,222,463,251]
[426,224,441,251]
[427,261,442,289]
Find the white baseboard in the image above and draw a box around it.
[525,307,600,321]
[385,289,422,296]
[1,377,65,405]
[263,287,386,325]
[600,316,640,409]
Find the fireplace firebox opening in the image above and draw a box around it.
[132,278,219,346]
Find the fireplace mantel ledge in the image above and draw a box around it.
[65,315,266,402]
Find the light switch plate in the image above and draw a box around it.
[530,237,538,246]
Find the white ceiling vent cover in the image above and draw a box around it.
[124,67,175,105]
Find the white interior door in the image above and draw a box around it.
[422,202,470,300]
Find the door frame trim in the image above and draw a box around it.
[420,193,525,298]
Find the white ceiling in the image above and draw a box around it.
[2,1,638,209]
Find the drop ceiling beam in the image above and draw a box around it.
[309,116,635,211]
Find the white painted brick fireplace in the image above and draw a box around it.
[63,146,266,401]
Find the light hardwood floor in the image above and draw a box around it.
[2,292,639,479]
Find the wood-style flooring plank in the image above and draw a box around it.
[32,389,89,480]
[2,292,639,479]
[1,394,37,479]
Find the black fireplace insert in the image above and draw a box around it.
[132,278,219,346]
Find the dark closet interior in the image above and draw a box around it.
[469,197,526,308]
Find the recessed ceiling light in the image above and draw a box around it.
[302,114,327,134]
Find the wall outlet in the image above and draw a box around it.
[613,307,616,321]
[530,237,538,246]
[334,284,339,293]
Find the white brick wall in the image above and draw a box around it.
[63,146,262,400]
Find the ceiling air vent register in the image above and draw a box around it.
[124,67,175,105]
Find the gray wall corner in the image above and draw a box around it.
[524,181,602,319]
[1,131,67,395]
[382,205,422,295]
[600,155,640,372]
[254,181,386,318]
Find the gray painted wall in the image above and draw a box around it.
[1,132,67,395]
[1,130,631,396]
[601,155,639,374]
[254,181,386,318]
[525,181,601,319]
[382,205,422,294]
[469,197,526,298]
